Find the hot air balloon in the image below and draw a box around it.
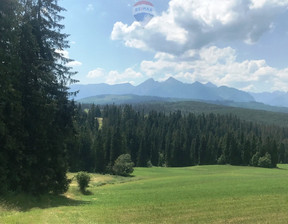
[133,1,155,26]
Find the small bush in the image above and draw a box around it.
[258,153,272,168]
[75,172,91,192]
[112,154,134,176]
[147,160,153,168]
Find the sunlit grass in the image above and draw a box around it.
[1,165,288,223]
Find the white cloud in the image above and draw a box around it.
[106,68,143,85]
[83,45,288,92]
[86,68,143,85]
[111,0,288,54]
[140,46,288,92]
[87,68,106,78]
[67,61,82,67]
[109,0,288,92]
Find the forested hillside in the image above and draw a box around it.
[133,101,288,127]
[67,104,288,172]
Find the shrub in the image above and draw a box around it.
[147,160,153,168]
[112,154,134,176]
[75,172,91,192]
[258,153,272,168]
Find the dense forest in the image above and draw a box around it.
[67,104,288,173]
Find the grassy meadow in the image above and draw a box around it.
[1,165,288,223]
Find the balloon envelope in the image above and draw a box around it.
[133,1,155,25]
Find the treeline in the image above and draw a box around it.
[0,0,76,194]
[68,104,288,172]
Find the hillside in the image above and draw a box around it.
[78,95,288,127]
[133,101,288,127]
[78,94,288,114]
[78,94,175,104]
[251,91,288,107]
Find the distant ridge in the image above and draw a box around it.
[70,77,255,103]
[251,91,288,108]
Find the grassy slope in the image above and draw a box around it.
[1,165,288,223]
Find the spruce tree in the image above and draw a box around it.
[7,0,77,194]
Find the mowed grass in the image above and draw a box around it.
[1,165,288,224]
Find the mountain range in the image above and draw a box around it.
[69,77,288,108]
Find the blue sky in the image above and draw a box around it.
[60,0,288,93]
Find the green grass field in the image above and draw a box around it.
[1,165,288,224]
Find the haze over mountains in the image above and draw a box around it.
[70,77,288,108]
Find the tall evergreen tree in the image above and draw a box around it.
[0,0,77,194]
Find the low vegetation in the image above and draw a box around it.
[75,172,91,193]
[1,165,288,223]
[112,154,134,176]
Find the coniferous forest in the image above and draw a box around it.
[68,104,288,173]
[1,0,288,196]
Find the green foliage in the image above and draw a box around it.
[251,152,261,167]
[0,0,76,194]
[134,101,288,127]
[147,160,153,167]
[75,172,91,192]
[68,104,287,172]
[112,154,134,176]
[258,153,272,168]
[0,0,22,195]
